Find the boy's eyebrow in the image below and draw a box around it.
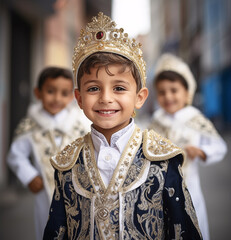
[113,80,130,86]
[83,79,131,86]
[83,79,100,86]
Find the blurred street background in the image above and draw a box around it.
[0,0,231,239]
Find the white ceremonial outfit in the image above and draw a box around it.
[7,101,91,240]
[149,105,227,240]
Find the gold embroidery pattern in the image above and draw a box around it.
[143,129,184,161]
[76,163,91,189]
[54,176,60,201]
[123,162,168,239]
[77,198,91,239]
[14,117,38,138]
[55,156,93,239]
[81,127,142,239]
[122,148,145,188]
[123,191,145,240]
[51,137,84,171]
[83,135,118,239]
[165,187,175,197]
[72,162,94,199]
[62,172,86,239]
[33,128,82,200]
[187,114,219,137]
[173,224,183,240]
[54,226,66,240]
[178,165,202,239]
[148,120,169,139]
[33,130,59,199]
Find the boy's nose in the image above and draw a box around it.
[54,93,62,102]
[99,90,113,103]
[165,91,172,100]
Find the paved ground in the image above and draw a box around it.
[199,131,231,239]
[0,131,230,240]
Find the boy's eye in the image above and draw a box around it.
[62,90,72,97]
[158,90,165,96]
[47,89,54,94]
[171,88,178,93]
[87,86,100,92]
[114,86,126,91]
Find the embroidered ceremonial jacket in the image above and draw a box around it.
[43,127,202,240]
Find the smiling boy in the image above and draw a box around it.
[148,53,227,240]
[43,13,202,239]
[7,67,90,240]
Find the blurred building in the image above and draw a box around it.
[146,0,231,128]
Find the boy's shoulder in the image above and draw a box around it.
[186,108,219,137]
[50,134,86,171]
[14,117,39,138]
[50,129,185,171]
[143,129,184,163]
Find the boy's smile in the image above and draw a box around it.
[75,64,148,142]
[156,79,188,114]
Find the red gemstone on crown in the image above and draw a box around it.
[96,31,104,39]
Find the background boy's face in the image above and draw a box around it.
[156,79,188,114]
[34,77,73,115]
[75,64,148,136]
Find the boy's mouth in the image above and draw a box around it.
[97,110,118,114]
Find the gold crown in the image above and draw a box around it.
[72,12,146,88]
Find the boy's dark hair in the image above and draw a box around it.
[154,70,188,90]
[77,52,142,91]
[37,67,73,90]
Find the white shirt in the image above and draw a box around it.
[91,119,135,187]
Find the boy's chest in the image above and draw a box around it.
[58,147,168,239]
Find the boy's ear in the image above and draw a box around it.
[135,87,149,109]
[34,88,41,100]
[74,89,83,109]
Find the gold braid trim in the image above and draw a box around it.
[178,165,202,239]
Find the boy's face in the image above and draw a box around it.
[156,79,189,114]
[75,64,148,137]
[34,77,73,115]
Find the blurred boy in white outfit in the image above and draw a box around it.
[7,66,91,240]
[149,53,227,240]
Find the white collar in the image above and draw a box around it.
[40,107,68,124]
[91,118,135,154]
[153,106,200,125]
[27,101,85,134]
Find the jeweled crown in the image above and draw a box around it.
[72,12,146,88]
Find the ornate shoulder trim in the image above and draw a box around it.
[143,129,185,162]
[187,113,219,137]
[50,135,85,171]
[14,117,38,138]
